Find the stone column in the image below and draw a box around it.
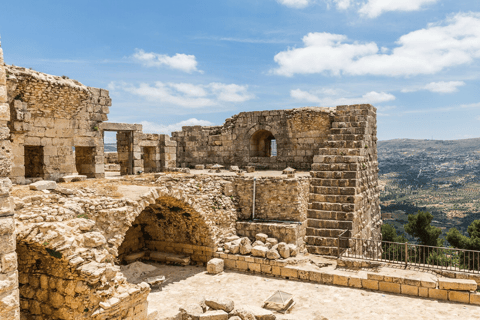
[0,39,20,320]
[159,134,177,170]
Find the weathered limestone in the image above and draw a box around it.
[0,39,19,320]
[207,258,224,274]
[172,107,335,170]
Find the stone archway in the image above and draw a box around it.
[249,130,276,158]
[118,195,216,264]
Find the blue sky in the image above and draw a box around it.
[1,0,480,141]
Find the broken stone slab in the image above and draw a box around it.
[145,275,165,287]
[59,175,87,183]
[55,187,75,195]
[229,307,256,320]
[256,233,268,243]
[207,258,224,274]
[179,304,203,319]
[242,305,276,320]
[198,310,228,319]
[204,297,234,313]
[251,246,268,258]
[30,180,57,191]
[150,251,190,266]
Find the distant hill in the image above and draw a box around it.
[104,143,117,152]
[378,138,480,155]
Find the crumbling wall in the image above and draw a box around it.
[6,66,110,183]
[0,40,19,320]
[172,107,334,170]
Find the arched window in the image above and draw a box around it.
[250,130,276,157]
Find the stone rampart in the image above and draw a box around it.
[172,107,334,170]
[6,66,110,183]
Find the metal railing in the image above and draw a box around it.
[338,236,480,274]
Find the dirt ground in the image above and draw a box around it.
[132,263,478,320]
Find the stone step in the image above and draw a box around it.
[307,218,353,230]
[305,236,338,247]
[306,245,338,256]
[308,202,355,212]
[307,209,353,221]
[309,186,356,196]
[309,177,359,187]
[306,227,346,237]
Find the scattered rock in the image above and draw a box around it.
[239,238,252,255]
[230,307,256,320]
[195,164,205,170]
[251,246,268,258]
[59,175,87,183]
[277,242,290,259]
[204,297,235,313]
[245,166,255,173]
[255,233,268,243]
[266,249,281,260]
[288,244,298,257]
[179,304,203,318]
[30,180,57,191]
[266,238,278,247]
[242,305,276,320]
[230,166,239,172]
[252,240,265,247]
[207,258,224,274]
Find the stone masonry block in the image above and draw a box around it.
[379,282,400,294]
[207,258,224,274]
[362,279,379,290]
[470,293,480,305]
[400,284,418,296]
[429,288,448,300]
[448,291,470,304]
[438,278,477,292]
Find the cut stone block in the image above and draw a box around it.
[59,175,87,182]
[438,278,477,291]
[204,297,234,312]
[29,180,57,191]
[207,258,224,274]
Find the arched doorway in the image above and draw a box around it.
[250,130,276,157]
[118,196,215,264]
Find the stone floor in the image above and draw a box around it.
[142,263,477,320]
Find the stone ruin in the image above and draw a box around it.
[0,39,388,320]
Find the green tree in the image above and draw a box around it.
[404,210,442,246]
[381,223,407,243]
[446,220,480,251]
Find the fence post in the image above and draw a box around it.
[405,242,408,266]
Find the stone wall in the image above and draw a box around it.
[0,40,19,320]
[234,176,309,221]
[139,134,177,172]
[172,107,334,170]
[236,221,306,248]
[6,66,110,183]
[307,104,381,256]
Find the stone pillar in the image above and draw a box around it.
[0,39,20,320]
[159,134,177,170]
[132,125,143,174]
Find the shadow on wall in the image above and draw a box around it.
[118,196,215,263]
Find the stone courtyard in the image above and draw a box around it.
[0,38,479,320]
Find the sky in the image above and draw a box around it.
[1,0,480,141]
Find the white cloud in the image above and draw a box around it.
[359,0,439,18]
[273,13,480,77]
[277,0,311,8]
[132,49,200,73]
[401,81,466,93]
[110,81,254,108]
[140,118,214,134]
[334,0,351,10]
[291,89,395,106]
